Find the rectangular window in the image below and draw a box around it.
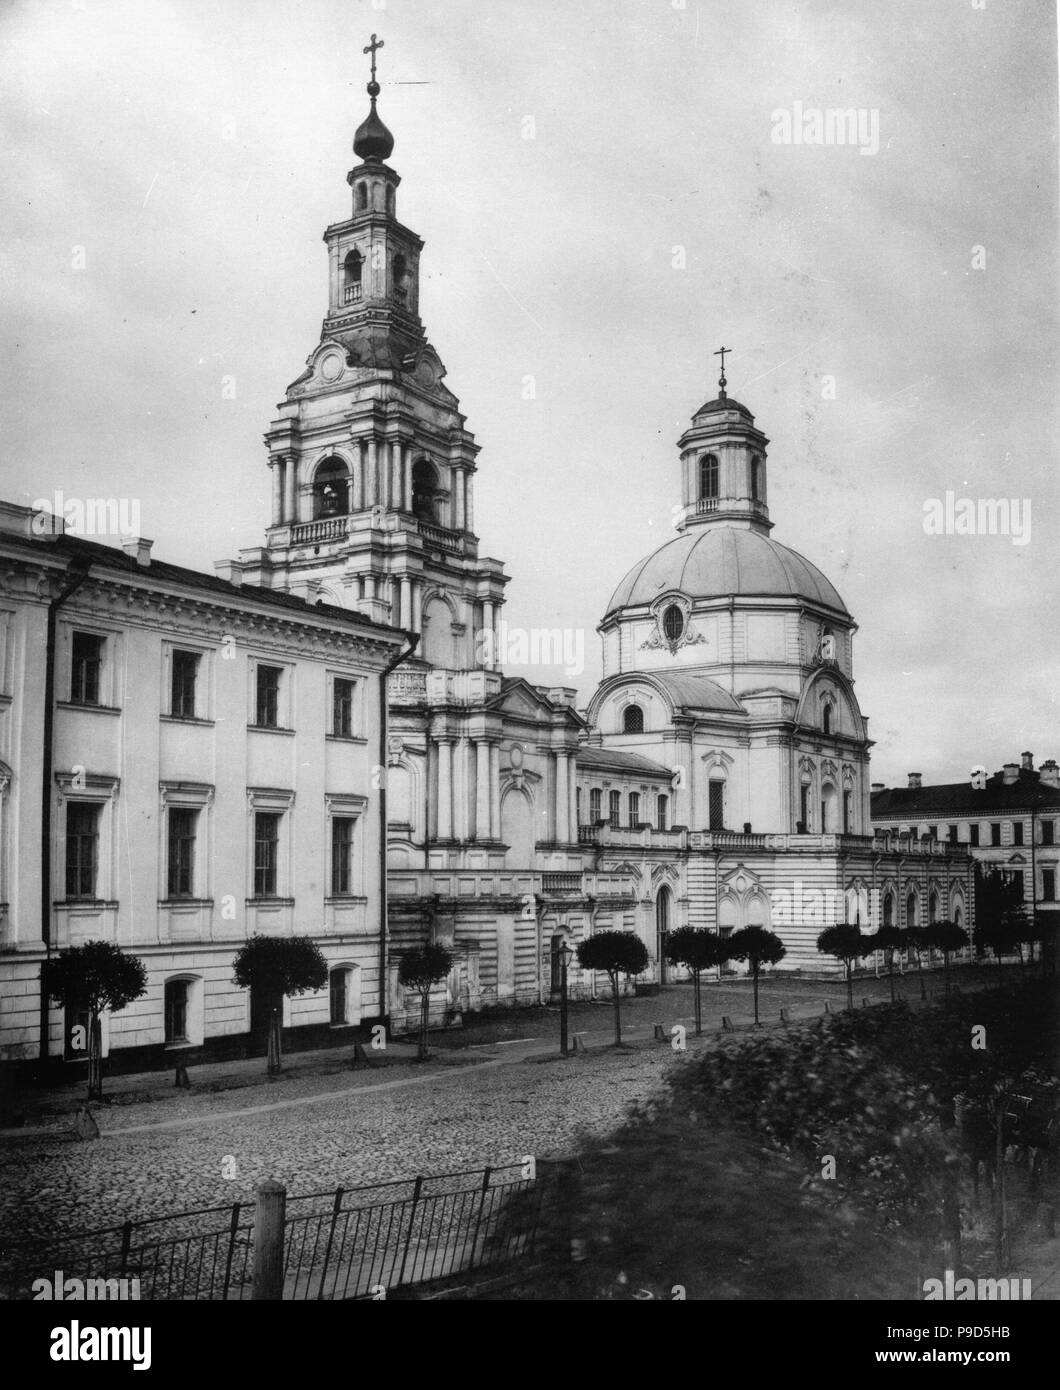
[1043,820,1055,846]
[657,795,668,832]
[164,979,189,1044]
[331,817,355,896]
[709,780,725,832]
[969,823,980,847]
[842,790,852,834]
[990,822,1002,847]
[255,665,282,728]
[1013,821,1024,846]
[1009,870,1025,896]
[65,803,99,898]
[167,808,197,898]
[608,791,621,828]
[576,787,582,825]
[628,792,640,828]
[333,678,355,737]
[70,632,104,705]
[927,825,937,839]
[589,789,602,824]
[254,812,280,896]
[799,786,810,832]
[1042,868,1056,902]
[171,650,200,718]
[948,824,958,843]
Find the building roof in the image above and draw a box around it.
[871,768,1060,818]
[1,527,406,641]
[647,670,745,715]
[576,747,673,778]
[604,524,848,619]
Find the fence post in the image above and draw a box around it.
[222,1202,242,1301]
[253,1180,287,1300]
[468,1167,492,1271]
[317,1187,345,1300]
[396,1176,423,1288]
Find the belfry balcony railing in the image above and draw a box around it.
[414,519,464,553]
[343,284,362,305]
[290,516,349,545]
[695,497,719,514]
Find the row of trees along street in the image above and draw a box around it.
[37,861,1054,1098]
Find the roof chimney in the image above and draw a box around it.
[214,559,244,587]
[1002,762,1019,784]
[907,772,922,789]
[871,782,884,793]
[1021,751,1034,771]
[1040,760,1059,788]
[120,535,153,567]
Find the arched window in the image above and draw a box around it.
[929,891,939,924]
[906,892,918,927]
[343,249,363,305]
[622,703,644,733]
[356,183,368,211]
[628,792,640,828]
[386,184,395,216]
[608,790,621,827]
[699,454,719,500]
[589,788,602,824]
[164,979,190,1044]
[822,702,833,735]
[662,605,685,643]
[329,965,361,1026]
[750,455,762,502]
[411,458,438,523]
[820,783,836,833]
[392,253,410,302]
[883,893,895,928]
[657,794,668,831]
[313,457,350,518]
[708,779,725,831]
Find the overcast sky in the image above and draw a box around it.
[2,0,1057,788]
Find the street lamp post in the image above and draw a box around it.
[558,942,574,1057]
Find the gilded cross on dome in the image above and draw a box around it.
[713,344,731,397]
[363,33,384,89]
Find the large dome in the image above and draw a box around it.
[605,525,848,618]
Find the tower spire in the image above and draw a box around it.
[354,33,395,161]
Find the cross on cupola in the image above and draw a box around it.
[713,345,731,400]
[353,32,395,162]
[363,32,384,90]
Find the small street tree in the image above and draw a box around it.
[816,923,871,1011]
[577,930,649,1046]
[922,919,969,995]
[232,934,329,1076]
[871,925,906,1004]
[664,926,730,1035]
[904,924,932,1000]
[398,944,454,1061]
[975,867,1025,982]
[41,940,148,1100]
[725,926,787,1026]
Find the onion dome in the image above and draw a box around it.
[354,83,395,161]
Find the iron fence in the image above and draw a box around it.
[0,1162,542,1301]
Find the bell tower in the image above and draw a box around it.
[236,35,509,675]
[676,347,772,536]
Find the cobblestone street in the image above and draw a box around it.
[0,968,1020,1259]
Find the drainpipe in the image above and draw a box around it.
[41,557,92,1063]
[378,634,419,1032]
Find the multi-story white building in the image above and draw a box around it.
[0,502,406,1071]
[871,756,1060,934]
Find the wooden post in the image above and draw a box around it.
[252,1179,287,1300]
